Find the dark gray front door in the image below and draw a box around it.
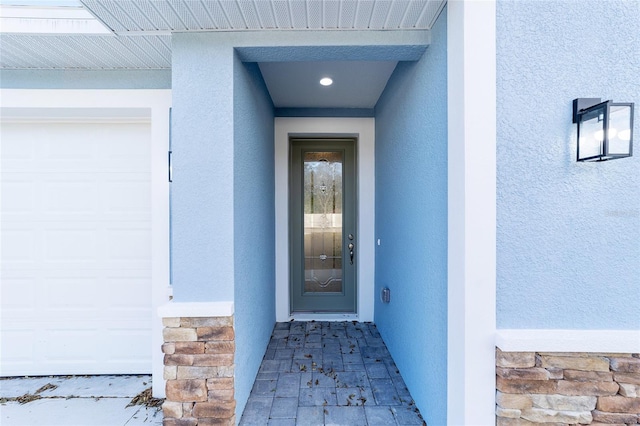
[290,138,357,313]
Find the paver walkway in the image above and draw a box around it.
[240,321,425,426]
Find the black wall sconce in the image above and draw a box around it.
[573,98,634,162]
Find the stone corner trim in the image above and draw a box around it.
[496,348,640,426]
[162,315,236,426]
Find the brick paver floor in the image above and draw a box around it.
[239,321,426,425]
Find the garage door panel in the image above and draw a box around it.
[45,329,100,363]
[0,277,37,312]
[45,277,101,311]
[44,229,98,262]
[1,229,37,262]
[107,228,151,260]
[1,120,153,376]
[44,181,98,213]
[106,329,152,362]
[107,277,151,310]
[2,181,35,213]
[0,329,36,368]
[106,125,151,161]
[44,135,95,161]
[105,181,151,212]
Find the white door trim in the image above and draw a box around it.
[274,117,375,322]
[0,89,172,397]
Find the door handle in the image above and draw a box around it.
[348,243,354,265]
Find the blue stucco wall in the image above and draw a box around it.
[232,58,276,418]
[373,7,447,426]
[0,69,170,89]
[170,34,236,302]
[172,34,276,418]
[497,0,640,329]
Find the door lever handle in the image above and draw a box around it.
[348,243,354,265]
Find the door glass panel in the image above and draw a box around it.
[303,151,343,293]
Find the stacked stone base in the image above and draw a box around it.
[496,349,640,425]
[162,316,236,426]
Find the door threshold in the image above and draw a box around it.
[289,313,359,322]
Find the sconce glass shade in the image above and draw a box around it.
[574,99,634,162]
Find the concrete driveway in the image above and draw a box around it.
[0,375,162,426]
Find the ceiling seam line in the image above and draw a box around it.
[147,1,175,31]
[180,0,205,31]
[0,42,31,68]
[428,0,447,30]
[153,35,172,55]
[64,36,114,68]
[287,1,293,29]
[216,0,233,30]
[268,0,278,29]
[235,0,249,29]
[79,0,118,33]
[130,1,162,31]
[81,34,140,69]
[352,0,359,29]
[80,0,116,34]
[15,36,68,69]
[367,0,377,29]
[251,0,264,30]
[382,0,394,29]
[111,1,144,32]
[114,36,164,69]
[305,0,309,29]
[126,37,168,68]
[138,36,172,67]
[85,34,146,69]
[398,1,413,29]
[164,0,189,31]
[414,1,430,29]
[198,0,220,30]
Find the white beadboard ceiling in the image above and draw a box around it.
[0,0,445,70]
[1,34,172,69]
[1,1,445,108]
[82,0,444,33]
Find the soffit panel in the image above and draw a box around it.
[0,1,444,71]
[0,34,171,69]
[81,0,445,32]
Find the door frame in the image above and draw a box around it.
[275,117,375,322]
[289,138,357,313]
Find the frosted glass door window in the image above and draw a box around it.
[290,139,356,313]
[304,152,343,293]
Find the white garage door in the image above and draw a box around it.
[1,120,153,376]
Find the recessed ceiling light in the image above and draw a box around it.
[319,77,333,86]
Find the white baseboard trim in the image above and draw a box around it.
[496,329,640,353]
[158,301,235,318]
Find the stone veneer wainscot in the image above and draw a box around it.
[496,348,640,425]
[162,316,236,426]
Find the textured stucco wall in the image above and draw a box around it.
[374,6,448,425]
[232,58,276,419]
[171,35,276,418]
[0,69,171,89]
[170,34,236,302]
[497,0,640,329]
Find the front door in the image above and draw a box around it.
[290,138,357,313]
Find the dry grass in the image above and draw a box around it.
[127,387,164,409]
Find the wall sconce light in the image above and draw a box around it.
[573,98,634,162]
